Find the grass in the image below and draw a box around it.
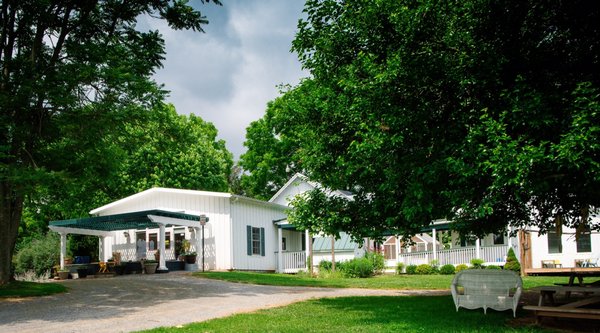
[194,271,587,290]
[0,280,67,298]
[141,295,551,333]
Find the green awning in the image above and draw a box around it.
[49,209,200,232]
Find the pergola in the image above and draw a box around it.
[49,209,203,272]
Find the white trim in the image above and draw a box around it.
[49,225,112,237]
[90,187,232,215]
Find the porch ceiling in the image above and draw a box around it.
[49,209,201,233]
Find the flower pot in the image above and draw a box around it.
[76,268,88,278]
[114,265,125,275]
[144,263,158,274]
[57,271,69,280]
[185,255,197,264]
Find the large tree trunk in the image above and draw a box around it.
[0,181,24,285]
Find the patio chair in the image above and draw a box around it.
[451,269,523,317]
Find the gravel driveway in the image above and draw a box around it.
[0,272,448,333]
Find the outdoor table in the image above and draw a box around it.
[524,267,600,286]
[525,285,600,321]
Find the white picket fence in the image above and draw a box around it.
[276,251,306,273]
[395,245,509,267]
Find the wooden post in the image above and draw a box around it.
[331,235,336,272]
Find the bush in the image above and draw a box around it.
[470,258,485,269]
[318,260,343,272]
[439,264,456,275]
[455,264,469,273]
[486,265,501,270]
[343,257,374,278]
[365,251,385,275]
[504,247,521,273]
[406,264,418,274]
[415,264,434,275]
[396,262,405,274]
[14,233,60,277]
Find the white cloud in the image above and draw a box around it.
[149,0,308,160]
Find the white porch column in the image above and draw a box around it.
[60,232,67,269]
[432,229,437,261]
[277,227,283,273]
[158,224,168,271]
[194,227,202,270]
[395,236,400,261]
[475,238,481,259]
[98,236,105,262]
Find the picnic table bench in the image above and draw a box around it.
[524,286,600,322]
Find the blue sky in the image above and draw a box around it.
[140,0,307,160]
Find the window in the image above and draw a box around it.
[148,233,158,251]
[301,233,306,251]
[164,232,171,249]
[577,228,592,253]
[282,237,287,251]
[247,225,265,256]
[547,231,562,254]
[493,233,505,245]
[460,234,476,247]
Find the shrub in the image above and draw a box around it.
[343,257,374,278]
[396,262,405,274]
[470,258,485,269]
[415,264,434,275]
[14,233,60,277]
[439,264,456,275]
[455,264,469,273]
[405,264,418,274]
[504,247,521,273]
[318,260,343,272]
[365,251,385,275]
[486,265,501,270]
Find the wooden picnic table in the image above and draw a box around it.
[524,285,600,321]
[524,267,600,286]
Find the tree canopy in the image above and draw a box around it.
[0,0,221,284]
[254,0,600,240]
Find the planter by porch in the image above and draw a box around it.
[144,262,158,274]
[184,254,197,264]
[76,268,88,278]
[114,264,125,275]
[57,271,69,280]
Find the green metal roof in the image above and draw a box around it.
[49,210,201,232]
[313,232,357,252]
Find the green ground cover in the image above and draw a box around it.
[0,281,67,298]
[194,271,582,290]
[142,295,550,333]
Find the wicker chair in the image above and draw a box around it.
[451,269,523,317]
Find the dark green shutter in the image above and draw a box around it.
[260,227,265,256]
[247,225,252,255]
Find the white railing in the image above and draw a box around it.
[276,251,306,273]
[397,245,509,266]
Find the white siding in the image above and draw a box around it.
[231,200,287,271]
[97,189,233,270]
[270,180,315,206]
[528,227,600,268]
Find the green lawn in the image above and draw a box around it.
[141,295,550,333]
[0,281,67,298]
[194,271,584,290]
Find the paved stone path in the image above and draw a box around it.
[0,272,448,333]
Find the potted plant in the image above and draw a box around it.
[64,256,73,265]
[144,260,158,274]
[184,251,197,264]
[57,268,70,280]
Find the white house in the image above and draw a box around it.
[49,187,307,272]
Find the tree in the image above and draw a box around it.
[281,0,600,241]
[239,88,304,200]
[0,0,222,285]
